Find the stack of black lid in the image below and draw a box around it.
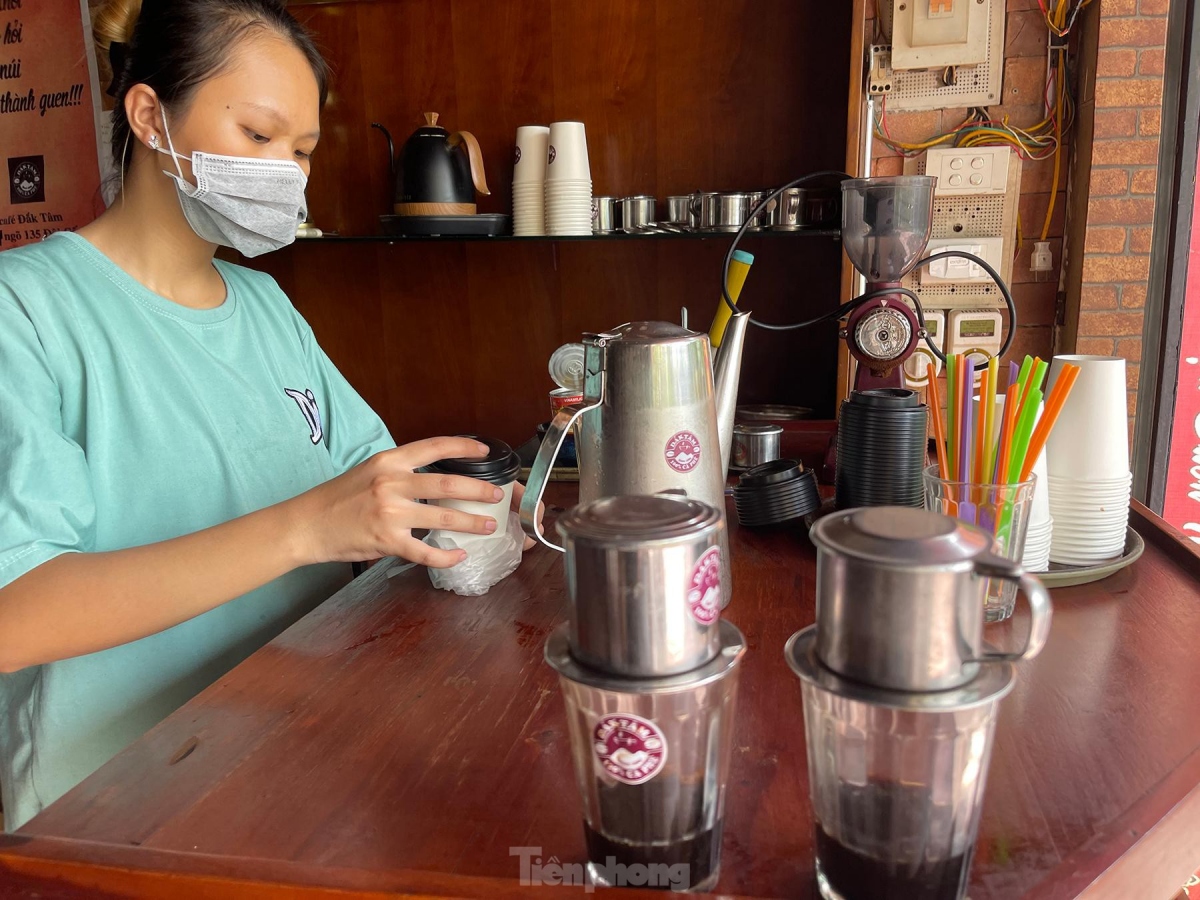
[835,389,928,509]
[733,459,822,528]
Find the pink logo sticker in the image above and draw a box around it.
[688,547,721,625]
[593,714,667,785]
[665,431,702,473]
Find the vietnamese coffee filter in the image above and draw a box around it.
[733,459,821,528]
[836,389,927,510]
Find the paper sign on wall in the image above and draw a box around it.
[0,0,105,250]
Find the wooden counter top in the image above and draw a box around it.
[6,488,1200,899]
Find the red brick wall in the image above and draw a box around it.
[1070,0,1168,426]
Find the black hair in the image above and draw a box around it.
[95,0,329,171]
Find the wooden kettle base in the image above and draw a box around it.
[393,202,477,216]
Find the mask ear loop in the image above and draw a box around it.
[158,106,189,184]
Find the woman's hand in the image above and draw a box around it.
[286,437,506,568]
[511,481,544,551]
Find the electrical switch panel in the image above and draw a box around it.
[892,0,989,69]
[902,146,1020,310]
[880,0,1003,111]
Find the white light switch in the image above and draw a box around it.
[925,146,1011,195]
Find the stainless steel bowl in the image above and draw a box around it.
[701,193,751,232]
[620,195,656,233]
[731,423,783,470]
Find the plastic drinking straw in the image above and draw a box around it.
[1009,360,1020,390]
[1017,358,1049,424]
[984,356,998,480]
[958,354,971,483]
[974,369,989,483]
[1013,356,1034,410]
[1007,386,1043,484]
[928,367,950,480]
[1021,364,1081,482]
[960,370,977,523]
[947,353,958,480]
[995,384,1019,485]
[710,249,754,348]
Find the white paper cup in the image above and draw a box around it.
[430,479,515,546]
[1046,356,1129,480]
[514,125,550,184]
[546,122,591,181]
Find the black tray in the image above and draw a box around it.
[380,214,510,237]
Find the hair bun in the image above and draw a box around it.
[94,0,143,52]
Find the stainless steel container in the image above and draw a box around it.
[731,423,782,470]
[620,195,655,232]
[767,188,803,230]
[689,191,717,230]
[665,195,692,226]
[557,493,725,677]
[700,192,751,232]
[746,191,767,231]
[592,196,618,234]
[810,507,1052,692]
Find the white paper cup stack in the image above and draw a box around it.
[512,125,549,236]
[545,121,592,236]
[1045,355,1131,566]
[975,394,1051,572]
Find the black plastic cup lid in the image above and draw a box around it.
[738,458,804,488]
[426,434,521,485]
[846,389,921,410]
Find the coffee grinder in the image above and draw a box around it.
[839,176,936,391]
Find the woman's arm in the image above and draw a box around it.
[0,437,503,673]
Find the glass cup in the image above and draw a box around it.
[546,621,745,893]
[923,465,1035,622]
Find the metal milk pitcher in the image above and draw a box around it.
[520,318,749,606]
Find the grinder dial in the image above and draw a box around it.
[853,306,913,363]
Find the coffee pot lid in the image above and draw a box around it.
[588,321,700,344]
[810,507,993,567]
[556,494,722,545]
[786,626,1014,711]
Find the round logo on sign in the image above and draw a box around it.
[593,714,667,785]
[665,431,702,473]
[548,145,557,165]
[514,146,522,165]
[688,546,721,625]
[12,162,40,200]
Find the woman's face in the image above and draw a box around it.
[163,32,321,177]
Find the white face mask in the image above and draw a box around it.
[156,110,308,257]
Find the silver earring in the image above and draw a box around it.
[149,135,160,150]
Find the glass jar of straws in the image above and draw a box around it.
[923,467,1036,621]
[925,352,1079,622]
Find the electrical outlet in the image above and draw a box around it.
[920,238,1004,284]
[925,147,1011,195]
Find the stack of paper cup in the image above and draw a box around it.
[1045,355,1131,566]
[975,393,1051,571]
[545,121,592,236]
[513,126,549,236]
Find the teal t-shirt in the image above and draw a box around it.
[0,232,395,830]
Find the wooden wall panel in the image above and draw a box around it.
[265,0,853,448]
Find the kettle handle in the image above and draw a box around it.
[968,554,1053,663]
[520,397,602,553]
[447,131,491,196]
[370,123,395,186]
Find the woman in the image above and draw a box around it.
[0,0,528,831]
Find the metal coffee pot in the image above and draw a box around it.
[809,506,1052,692]
[520,317,750,604]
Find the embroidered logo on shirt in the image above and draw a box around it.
[284,388,323,445]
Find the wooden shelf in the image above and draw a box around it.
[297,229,842,244]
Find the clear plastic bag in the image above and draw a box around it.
[426,510,524,596]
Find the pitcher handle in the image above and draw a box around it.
[520,399,600,552]
[968,554,1053,663]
